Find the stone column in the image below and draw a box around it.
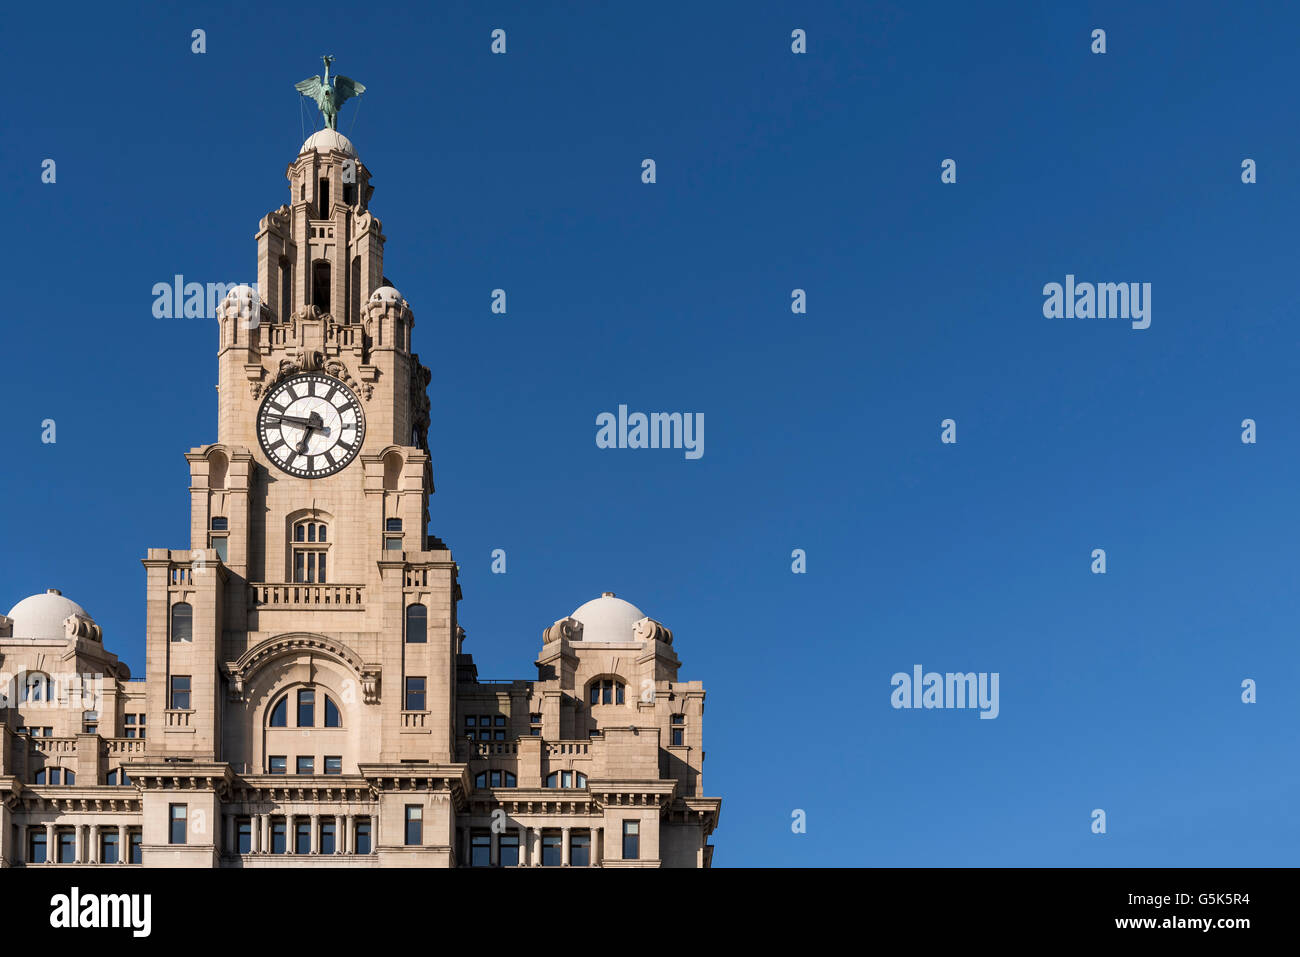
[490,827,499,867]
[336,815,346,854]
[595,827,603,867]
[310,814,319,854]
[371,810,378,854]
[518,824,528,867]
[117,824,128,864]
[44,823,55,864]
[261,814,270,854]
[529,827,540,867]
[285,814,295,854]
[562,827,571,866]
[225,814,235,856]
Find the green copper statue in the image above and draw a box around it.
[295,55,366,131]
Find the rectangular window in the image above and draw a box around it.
[405,677,426,711]
[212,537,228,562]
[295,821,310,855]
[268,755,287,774]
[561,770,573,788]
[211,517,228,531]
[83,711,99,735]
[622,820,640,860]
[405,805,423,846]
[320,821,336,855]
[529,713,542,736]
[671,714,685,747]
[58,830,76,864]
[590,685,600,705]
[603,683,613,704]
[169,804,188,845]
[29,829,47,864]
[384,536,403,551]
[101,830,119,865]
[271,819,286,855]
[124,714,145,739]
[170,675,191,710]
[542,831,562,867]
[385,518,403,531]
[499,833,520,867]
[616,683,625,705]
[324,756,342,775]
[297,688,315,727]
[354,821,371,855]
[470,830,490,867]
[296,756,314,775]
[571,830,591,867]
[237,819,252,855]
[129,830,143,863]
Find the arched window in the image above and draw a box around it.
[588,678,625,706]
[23,672,48,702]
[170,602,193,643]
[107,768,132,786]
[292,520,329,583]
[405,603,427,643]
[544,771,587,789]
[268,688,342,729]
[475,770,517,789]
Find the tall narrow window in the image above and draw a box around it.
[405,603,427,643]
[312,261,331,312]
[318,177,330,217]
[169,804,188,845]
[622,820,640,860]
[297,688,315,727]
[355,821,372,855]
[271,819,286,854]
[237,819,252,855]
[209,516,228,562]
[170,602,192,643]
[295,820,311,854]
[500,832,520,867]
[471,830,490,866]
[671,713,685,746]
[542,831,561,866]
[320,821,336,854]
[279,257,292,321]
[129,829,143,863]
[324,696,341,727]
[405,805,423,846]
[58,830,76,863]
[170,675,191,710]
[349,256,361,322]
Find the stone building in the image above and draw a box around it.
[0,126,720,868]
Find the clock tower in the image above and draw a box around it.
[142,124,459,798]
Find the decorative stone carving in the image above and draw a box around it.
[361,668,381,704]
[633,617,673,645]
[543,617,583,645]
[63,613,102,643]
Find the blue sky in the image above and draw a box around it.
[3,0,1299,866]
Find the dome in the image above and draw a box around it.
[6,589,87,640]
[370,285,402,303]
[570,592,644,642]
[300,129,357,158]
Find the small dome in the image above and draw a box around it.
[370,285,402,303]
[6,589,87,640]
[570,592,645,642]
[300,129,357,158]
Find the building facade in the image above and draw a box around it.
[0,127,720,868]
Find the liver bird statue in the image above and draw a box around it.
[295,55,366,131]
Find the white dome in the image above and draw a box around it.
[300,129,357,158]
[370,285,402,303]
[6,590,86,640]
[570,593,644,642]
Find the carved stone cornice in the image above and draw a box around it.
[225,633,374,704]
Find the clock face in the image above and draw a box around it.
[257,374,366,478]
